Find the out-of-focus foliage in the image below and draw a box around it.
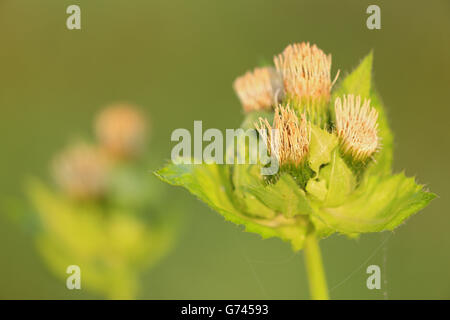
[27,176,176,299]
[20,105,179,299]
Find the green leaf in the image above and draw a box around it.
[312,172,436,234]
[305,179,328,202]
[332,51,373,101]
[310,214,335,239]
[156,162,238,214]
[155,163,309,250]
[365,89,394,176]
[308,125,338,173]
[244,173,314,218]
[233,164,276,219]
[318,149,356,207]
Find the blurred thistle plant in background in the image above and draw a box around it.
[156,42,436,300]
[21,103,178,299]
[52,143,109,201]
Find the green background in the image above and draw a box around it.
[0,0,449,299]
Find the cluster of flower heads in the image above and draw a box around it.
[233,42,379,168]
[52,103,148,200]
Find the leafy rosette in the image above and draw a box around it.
[156,45,435,251]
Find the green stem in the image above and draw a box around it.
[304,232,329,300]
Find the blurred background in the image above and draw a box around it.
[0,0,449,299]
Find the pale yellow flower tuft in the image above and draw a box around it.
[52,143,109,200]
[274,42,335,102]
[233,67,283,112]
[335,94,379,161]
[256,105,310,167]
[95,104,148,159]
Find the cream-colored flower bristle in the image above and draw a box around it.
[256,105,310,167]
[335,95,379,161]
[52,143,108,200]
[274,42,333,101]
[233,67,283,112]
[95,103,147,159]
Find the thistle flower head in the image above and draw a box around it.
[335,94,379,161]
[95,104,147,159]
[52,143,108,200]
[256,105,310,167]
[274,42,333,102]
[233,67,283,112]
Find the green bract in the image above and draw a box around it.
[156,52,435,251]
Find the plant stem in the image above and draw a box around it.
[304,232,329,300]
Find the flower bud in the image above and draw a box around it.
[335,94,379,161]
[256,105,310,167]
[233,67,283,113]
[95,104,148,159]
[274,42,337,126]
